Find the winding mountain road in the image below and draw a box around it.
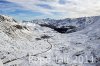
[3,39,53,65]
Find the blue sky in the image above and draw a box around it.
[0,0,100,21]
[0,0,45,21]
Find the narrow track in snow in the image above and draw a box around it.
[3,39,52,65]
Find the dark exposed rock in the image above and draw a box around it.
[13,25,23,29]
[39,24,77,33]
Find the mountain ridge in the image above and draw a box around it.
[23,16,99,33]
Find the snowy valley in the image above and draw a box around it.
[0,15,100,66]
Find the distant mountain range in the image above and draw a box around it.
[23,16,99,33]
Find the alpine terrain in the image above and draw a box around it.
[0,15,100,66]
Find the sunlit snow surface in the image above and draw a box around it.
[0,15,100,66]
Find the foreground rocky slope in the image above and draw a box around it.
[0,15,100,66]
[0,15,53,66]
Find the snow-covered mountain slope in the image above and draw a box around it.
[23,16,99,33]
[0,15,100,66]
[0,15,54,66]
